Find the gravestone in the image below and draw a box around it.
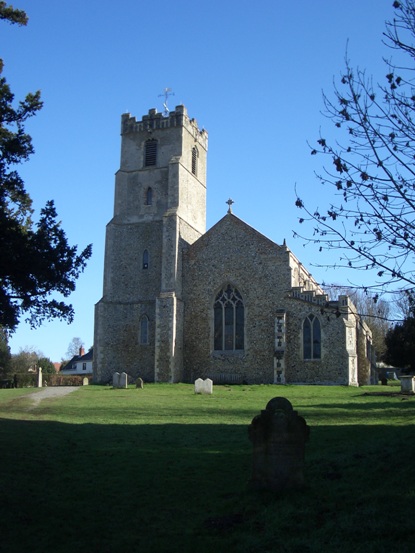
[119,372,128,388]
[400,375,415,394]
[194,378,204,394]
[194,378,213,394]
[112,372,120,388]
[204,378,213,394]
[83,377,89,386]
[248,397,310,492]
[136,377,144,389]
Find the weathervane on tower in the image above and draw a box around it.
[158,87,175,117]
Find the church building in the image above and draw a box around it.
[93,105,375,386]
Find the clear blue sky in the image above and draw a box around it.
[3,0,396,361]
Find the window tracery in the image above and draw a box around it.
[303,313,321,359]
[214,285,244,351]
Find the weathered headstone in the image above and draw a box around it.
[112,372,120,388]
[119,372,128,388]
[136,377,144,389]
[37,367,43,388]
[400,375,415,394]
[194,378,204,394]
[248,397,310,492]
[204,378,213,395]
[194,378,213,394]
[83,377,89,386]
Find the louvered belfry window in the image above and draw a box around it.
[192,146,198,175]
[144,139,157,167]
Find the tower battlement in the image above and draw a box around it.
[121,105,208,149]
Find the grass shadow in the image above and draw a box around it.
[1,416,414,553]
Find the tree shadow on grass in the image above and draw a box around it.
[301,394,415,423]
[0,418,414,553]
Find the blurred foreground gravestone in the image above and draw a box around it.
[400,375,415,394]
[248,397,310,492]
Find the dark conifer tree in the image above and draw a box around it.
[0,3,92,331]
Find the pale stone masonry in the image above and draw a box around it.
[93,105,376,386]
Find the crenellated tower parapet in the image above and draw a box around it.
[121,105,208,150]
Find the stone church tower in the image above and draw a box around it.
[93,105,208,383]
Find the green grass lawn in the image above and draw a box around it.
[0,383,414,553]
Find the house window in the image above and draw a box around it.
[144,139,157,166]
[303,314,321,360]
[82,363,87,371]
[143,250,149,269]
[140,316,149,345]
[214,285,244,351]
[146,187,153,205]
[191,146,198,176]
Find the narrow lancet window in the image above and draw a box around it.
[146,187,153,205]
[303,314,321,359]
[191,146,198,176]
[143,249,149,270]
[140,316,149,345]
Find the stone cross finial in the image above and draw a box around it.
[226,198,234,214]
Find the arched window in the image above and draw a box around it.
[146,187,153,205]
[142,250,149,270]
[191,146,198,176]
[140,316,149,345]
[303,314,321,359]
[214,285,244,351]
[144,139,157,167]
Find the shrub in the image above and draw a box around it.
[45,374,91,387]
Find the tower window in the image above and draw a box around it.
[191,146,198,176]
[143,250,149,270]
[144,139,157,167]
[140,315,149,345]
[146,187,153,206]
[214,285,244,351]
[303,314,321,360]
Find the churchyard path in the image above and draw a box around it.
[24,386,79,409]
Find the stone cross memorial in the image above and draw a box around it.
[248,397,310,492]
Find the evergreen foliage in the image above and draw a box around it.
[384,314,415,371]
[0,4,92,332]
